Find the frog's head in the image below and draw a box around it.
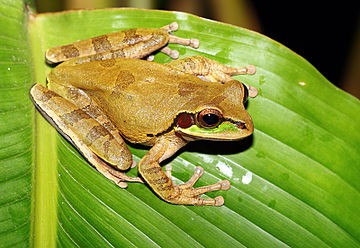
[174,81,257,141]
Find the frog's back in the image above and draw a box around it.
[105,59,224,143]
[49,58,229,144]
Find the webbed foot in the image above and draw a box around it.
[159,22,199,59]
[167,166,230,206]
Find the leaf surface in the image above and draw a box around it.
[1,4,359,247]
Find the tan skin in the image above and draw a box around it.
[30,22,257,206]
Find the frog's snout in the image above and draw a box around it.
[235,117,254,135]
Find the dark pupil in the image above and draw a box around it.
[202,113,219,126]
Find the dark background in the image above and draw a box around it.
[240,2,358,86]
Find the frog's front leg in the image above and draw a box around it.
[30,84,143,188]
[139,132,230,206]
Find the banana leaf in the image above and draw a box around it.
[0,1,359,247]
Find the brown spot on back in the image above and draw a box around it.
[113,70,135,92]
[92,35,112,53]
[61,44,80,59]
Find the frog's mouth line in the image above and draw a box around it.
[226,118,248,130]
[174,120,253,141]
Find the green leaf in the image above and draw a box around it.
[1,2,359,247]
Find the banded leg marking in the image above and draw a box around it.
[30,84,143,187]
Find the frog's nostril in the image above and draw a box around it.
[237,122,246,129]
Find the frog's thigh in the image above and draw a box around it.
[30,84,133,172]
[49,82,127,153]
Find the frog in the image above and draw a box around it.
[30,22,258,206]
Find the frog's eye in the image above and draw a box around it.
[242,83,249,103]
[197,108,223,128]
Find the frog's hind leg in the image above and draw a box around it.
[30,84,143,188]
[168,56,258,97]
[47,22,200,65]
[49,83,127,156]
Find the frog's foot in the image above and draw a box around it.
[159,37,199,59]
[131,160,137,168]
[104,167,144,189]
[159,47,180,59]
[169,35,199,49]
[92,154,144,188]
[161,22,179,32]
[169,166,231,206]
[158,22,199,59]
[245,84,259,98]
[106,167,144,188]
